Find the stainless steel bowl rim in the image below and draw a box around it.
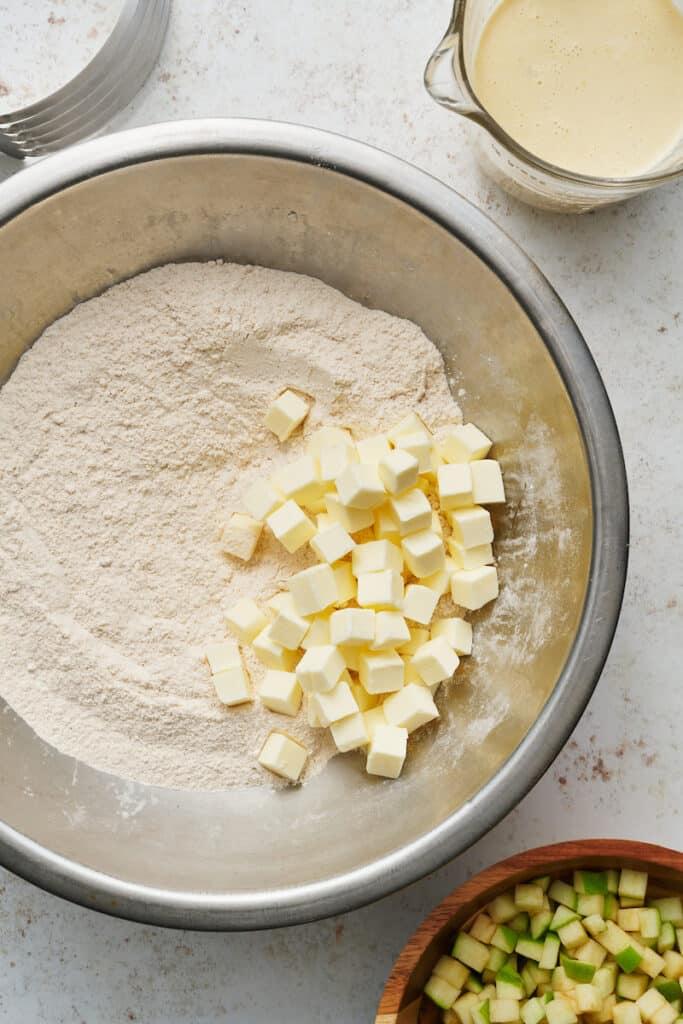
[0,119,629,930]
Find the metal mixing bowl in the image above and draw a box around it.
[0,119,628,929]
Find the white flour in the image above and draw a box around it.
[0,262,462,790]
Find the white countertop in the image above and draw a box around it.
[0,2,681,1022]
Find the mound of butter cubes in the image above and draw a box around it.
[207,390,504,783]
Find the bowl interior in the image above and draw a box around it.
[0,152,591,911]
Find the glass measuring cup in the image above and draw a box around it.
[424,0,683,212]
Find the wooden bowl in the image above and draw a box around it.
[376,840,683,1024]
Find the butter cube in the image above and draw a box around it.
[301,614,331,649]
[316,512,335,532]
[363,705,387,742]
[252,625,299,671]
[267,500,316,553]
[350,681,379,712]
[258,670,302,717]
[374,504,401,542]
[366,724,408,779]
[224,598,268,643]
[356,434,391,465]
[265,390,310,442]
[212,663,252,706]
[431,617,473,655]
[307,425,354,456]
[273,455,324,506]
[258,731,308,782]
[412,637,460,686]
[377,449,419,494]
[221,513,263,561]
[359,650,405,694]
[205,640,241,674]
[395,431,433,474]
[384,683,439,733]
[451,566,499,610]
[471,460,506,504]
[336,463,386,510]
[440,423,492,463]
[398,626,430,654]
[421,557,456,597]
[357,570,404,610]
[389,488,432,536]
[330,608,375,647]
[319,442,356,485]
[269,595,310,650]
[330,711,370,752]
[310,523,355,564]
[447,537,494,570]
[403,659,423,684]
[352,539,403,576]
[448,506,494,548]
[325,493,375,533]
[403,583,440,625]
[305,695,324,727]
[387,411,428,442]
[372,611,410,650]
[310,679,358,726]
[243,479,283,521]
[401,530,446,579]
[437,463,474,511]
[296,644,346,694]
[288,563,338,615]
[332,563,356,605]
[339,645,361,672]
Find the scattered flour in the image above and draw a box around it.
[0,262,463,790]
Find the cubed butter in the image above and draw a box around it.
[395,431,433,473]
[319,443,357,484]
[212,663,252,706]
[398,626,430,654]
[366,724,408,779]
[306,425,354,456]
[330,608,375,647]
[439,423,492,463]
[401,530,446,578]
[288,563,339,615]
[224,598,268,643]
[363,705,387,742]
[339,644,361,672]
[403,583,440,625]
[269,596,310,650]
[431,617,473,655]
[296,644,346,694]
[336,463,386,510]
[305,695,324,728]
[265,390,310,442]
[316,512,335,532]
[350,681,379,712]
[451,566,499,610]
[324,493,375,533]
[243,479,283,521]
[333,563,356,604]
[421,557,456,597]
[447,537,494,570]
[437,463,473,511]
[374,504,401,542]
[258,670,302,717]
[258,731,308,782]
[310,522,355,564]
[412,636,460,686]
[359,650,405,694]
[387,411,428,442]
[356,434,391,465]
[389,488,432,536]
[448,505,494,548]
[470,460,506,505]
[252,625,299,671]
[356,569,404,610]
[301,614,331,649]
[267,500,316,553]
[221,513,263,561]
[310,679,358,726]
[383,683,439,733]
[431,511,444,536]
[330,711,369,752]
[205,640,241,674]
[377,449,419,495]
[273,455,324,506]
[372,611,410,650]
[352,539,403,576]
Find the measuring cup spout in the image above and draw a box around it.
[424,4,491,130]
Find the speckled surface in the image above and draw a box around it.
[0,2,681,1022]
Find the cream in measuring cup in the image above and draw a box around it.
[472,0,683,178]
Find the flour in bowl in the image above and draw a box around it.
[0,262,462,789]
